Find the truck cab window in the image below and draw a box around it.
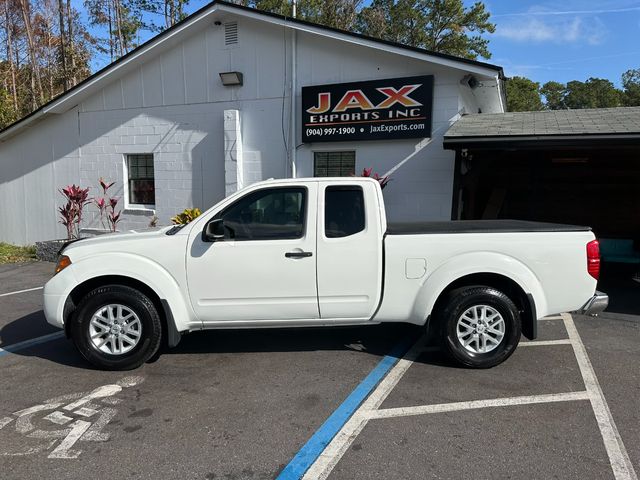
[325,186,365,238]
[218,187,306,240]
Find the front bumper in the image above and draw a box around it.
[578,291,609,316]
[43,265,78,329]
[43,293,66,328]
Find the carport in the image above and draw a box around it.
[444,107,640,263]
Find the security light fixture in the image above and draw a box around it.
[219,71,243,86]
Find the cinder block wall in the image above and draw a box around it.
[0,14,499,244]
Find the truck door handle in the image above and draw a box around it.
[285,251,313,258]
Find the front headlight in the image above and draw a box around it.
[54,255,72,275]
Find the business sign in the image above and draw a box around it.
[302,75,433,143]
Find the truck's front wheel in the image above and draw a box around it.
[440,286,521,368]
[70,285,162,370]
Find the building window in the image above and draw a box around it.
[126,154,155,207]
[314,151,356,177]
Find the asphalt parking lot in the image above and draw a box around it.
[0,262,638,479]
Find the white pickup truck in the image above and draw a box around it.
[44,177,608,370]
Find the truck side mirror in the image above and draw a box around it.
[203,218,225,242]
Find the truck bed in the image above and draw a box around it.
[386,219,591,235]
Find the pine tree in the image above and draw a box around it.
[357,0,495,59]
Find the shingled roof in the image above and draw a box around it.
[444,107,640,148]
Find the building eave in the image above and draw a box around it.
[443,133,640,150]
[0,1,223,143]
[214,2,503,78]
[0,0,503,144]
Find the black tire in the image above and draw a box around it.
[70,285,162,370]
[440,286,521,369]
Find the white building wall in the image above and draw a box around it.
[0,107,81,245]
[0,13,499,245]
[293,32,470,221]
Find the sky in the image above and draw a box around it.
[81,0,640,88]
[484,0,640,87]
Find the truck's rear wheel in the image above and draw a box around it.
[440,286,521,368]
[70,285,162,370]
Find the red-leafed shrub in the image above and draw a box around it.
[58,185,90,240]
[95,178,121,232]
[361,167,390,189]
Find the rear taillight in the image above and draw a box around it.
[587,240,600,280]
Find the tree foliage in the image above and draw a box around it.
[0,0,190,129]
[510,72,640,112]
[505,76,543,112]
[84,0,142,61]
[540,81,565,110]
[357,0,495,59]
[244,0,361,30]
[563,78,622,109]
[244,0,495,59]
[0,0,92,127]
[128,0,190,32]
[622,68,640,107]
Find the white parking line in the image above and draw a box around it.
[0,286,43,297]
[301,314,638,480]
[0,331,65,357]
[301,341,432,480]
[370,391,590,419]
[519,339,572,347]
[562,313,638,480]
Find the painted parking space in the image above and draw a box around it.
[0,262,58,347]
[0,269,417,480]
[332,402,614,480]
[574,314,640,476]
[0,297,61,348]
[292,314,638,480]
[0,263,638,479]
[0,262,53,295]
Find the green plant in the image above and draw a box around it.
[171,208,202,225]
[0,243,36,264]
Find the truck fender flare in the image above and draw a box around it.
[412,251,548,327]
[66,253,197,334]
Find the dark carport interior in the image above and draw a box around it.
[444,107,640,267]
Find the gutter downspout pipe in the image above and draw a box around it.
[290,0,297,178]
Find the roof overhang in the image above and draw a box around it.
[215,3,503,79]
[0,2,222,142]
[443,134,640,150]
[0,0,504,143]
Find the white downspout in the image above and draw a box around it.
[496,74,507,113]
[290,0,297,178]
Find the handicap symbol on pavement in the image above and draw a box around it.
[0,375,144,459]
